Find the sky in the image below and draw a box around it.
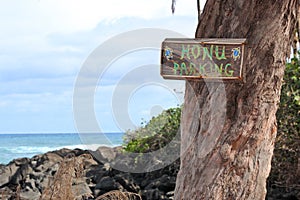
[0,0,206,133]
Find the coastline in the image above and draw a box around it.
[0,133,124,165]
[0,145,179,200]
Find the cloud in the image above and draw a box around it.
[0,0,198,35]
[0,0,201,133]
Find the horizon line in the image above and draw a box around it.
[0,132,124,134]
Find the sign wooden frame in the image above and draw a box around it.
[161,38,246,80]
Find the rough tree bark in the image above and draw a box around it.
[175,1,298,199]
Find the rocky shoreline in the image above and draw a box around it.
[0,147,179,200]
[0,146,298,200]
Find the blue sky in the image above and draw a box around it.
[0,0,206,133]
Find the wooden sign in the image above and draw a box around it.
[161,38,246,80]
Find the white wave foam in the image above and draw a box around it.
[61,144,120,151]
[1,143,121,154]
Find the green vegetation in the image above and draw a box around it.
[268,55,300,190]
[123,107,181,153]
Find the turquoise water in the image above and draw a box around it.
[0,133,124,165]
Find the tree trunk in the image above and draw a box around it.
[174,1,298,199]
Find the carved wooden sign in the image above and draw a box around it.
[161,38,246,80]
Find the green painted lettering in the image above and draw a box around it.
[202,46,213,61]
[198,63,206,75]
[225,63,234,77]
[181,45,190,60]
[173,62,180,75]
[215,46,226,60]
[189,62,196,75]
[181,62,188,75]
[192,45,201,59]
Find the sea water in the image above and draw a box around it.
[0,133,124,165]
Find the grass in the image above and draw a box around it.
[40,157,76,200]
[40,154,89,200]
[96,190,142,200]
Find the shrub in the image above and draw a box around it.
[268,54,300,193]
[123,107,181,153]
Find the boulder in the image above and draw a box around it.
[0,166,12,187]
[79,153,98,169]
[142,188,167,200]
[157,175,176,193]
[20,188,41,200]
[0,159,27,188]
[51,148,74,158]
[95,176,122,191]
[10,163,33,185]
[86,165,109,183]
[92,146,117,163]
[72,182,93,199]
[114,174,140,193]
[34,152,63,172]
[11,157,30,166]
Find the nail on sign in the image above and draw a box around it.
[161,38,246,80]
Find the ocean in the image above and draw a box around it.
[0,133,124,165]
